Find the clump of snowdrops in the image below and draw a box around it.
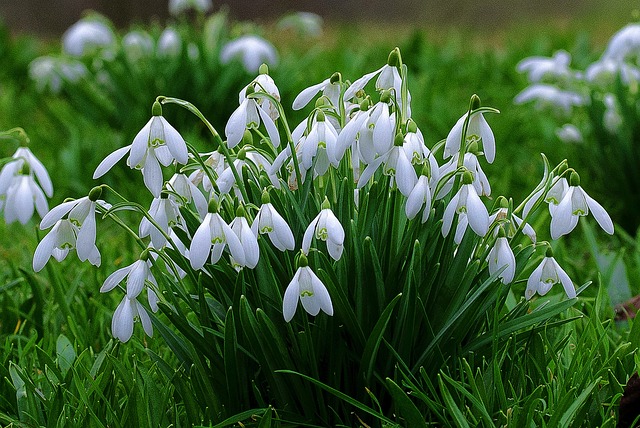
[12,47,615,425]
[515,21,640,233]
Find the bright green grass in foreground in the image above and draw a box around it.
[1,11,640,427]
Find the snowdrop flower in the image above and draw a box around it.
[283,253,333,322]
[444,101,496,163]
[1,171,48,225]
[299,111,340,176]
[293,73,342,111]
[188,150,226,193]
[220,35,278,73]
[601,23,640,63]
[442,171,489,238]
[123,31,155,61]
[516,50,573,82]
[437,151,490,199]
[225,81,281,149]
[1,146,53,199]
[487,228,516,284]
[522,173,568,220]
[101,254,156,300]
[603,94,622,133]
[357,133,417,197]
[241,66,281,121]
[302,199,345,261]
[514,84,586,114]
[525,248,576,300]
[229,207,260,269]
[93,101,189,197]
[33,187,105,271]
[216,146,279,197]
[169,0,212,16]
[157,27,182,58]
[555,124,583,144]
[550,171,614,239]
[110,295,154,342]
[139,194,186,249]
[252,192,295,251]
[189,199,245,270]
[28,56,88,94]
[167,173,208,219]
[402,122,438,179]
[62,18,115,57]
[405,172,432,223]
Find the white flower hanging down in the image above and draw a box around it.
[139,194,186,249]
[283,253,333,322]
[444,108,496,164]
[229,206,260,270]
[550,171,614,239]
[442,171,489,239]
[487,228,517,284]
[302,199,345,261]
[251,192,295,252]
[220,35,278,74]
[93,101,188,197]
[525,247,576,300]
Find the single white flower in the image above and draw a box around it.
[0,146,53,198]
[157,27,182,58]
[229,209,260,269]
[251,198,295,251]
[442,172,489,238]
[299,111,340,176]
[292,74,341,111]
[437,152,490,199]
[357,143,417,197]
[139,195,186,249]
[487,232,516,284]
[405,174,433,223]
[514,84,586,114]
[444,109,496,163]
[62,18,115,57]
[241,70,281,121]
[550,172,614,239]
[516,50,573,83]
[189,201,246,270]
[220,35,278,73]
[525,250,576,300]
[555,124,583,144]
[93,103,188,197]
[277,12,323,38]
[100,255,156,300]
[601,23,640,63]
[167,173,208,219]
[283,261,333,322]
[110,291,157,342]
[1,174,48,225]
[169,0,212,16]
[225,82,281,149]
[302,200,345,261]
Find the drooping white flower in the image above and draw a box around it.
[220,35,278,73]
[251,197,295,251]
[139,195,186,249]
[189,201,246,270]
[122,30,155,61]
[299,111,340,176]
[487,232,516,284]
[241,70,281,121]
[442,172,489,238]
[357,142,417,197]
[603,94,623,133]
[292,74,342,111]
[169,0,213,16]
[1,173,48,225]
[437,152,490,199]
[302,200,345,261]
[601,23,640,63]
[555,124,583,144]
[93,103,188,197]
[405,174,432,223]
[444,109,496,163]
[283,260,333,322]
[110,289,157,342]
[229,208,260,269]
[0,147,53,198]
[225,79,281,149]
[550,171,614,239]
[34,189,105,270]
[62,18,115,57]
[514,84,586,114]
[516,50,573,83]
[28,56,88,94]
[157,27,182,58]
[100,255,156,300]
[167,173,208,219]
[525,249,576,300]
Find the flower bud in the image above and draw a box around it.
[387,47,402,68]
[470,94,481,111]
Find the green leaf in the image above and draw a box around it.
[56,334,76,377]
[360,293,402,382]
[385,377,427,428]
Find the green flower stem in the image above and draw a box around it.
[0,127,30,146]
[158,96,250,202]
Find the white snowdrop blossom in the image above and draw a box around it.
[157,27,182,58]
[525,251,576,300]
[555,124,583,144]
[601,23,640,63]
[436,152,490,199]
[220,35,278,73]
[93,105,189,197]
[550,172,614,239]
[603,94,623,133]
[189,203,246,270]
[110,288,158,342]
[122,31,155,61]
[514,84,586,114]
[229,211,260,269]
[302,202,345,261]
[442,173,489,238]
[0,167,49,225]
[100,256,156,300]
[167,173,208,219]
[225,80,281,149]
[241,71,281,121]
[251,200,295,251]
[139,195,186,249]
[516,50,573,83]
[33,191,105,270]
[444,110,496,163]
[169,0,212,16]
[299,112,340,176]
[0,146,53,199]
[405,174,432,223]
[487,234,516,284]
[358,143,417,197]
[28,56,88,93]
[293,75,342,111]
[62,18,115,57]
[283,263,333,322]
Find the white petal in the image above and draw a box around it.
[441,193,459,237]
[15,178,35,225]
[142,153,163,198]
[258,105,280,147]
[33,224,59,271]
[189,213,213,270]
[298,268,320,316]
[444,115,465,159]
[40,199,78,229]
[357,155,386,189]
[525,262,544,300]
[302,214,321,254]
[223,221,246,266]
[465,186,489,236]
[292,79,329,110]
[583,189,614,235]
[160,117,188,164]
[126,260,147,299]
[344,66,383,101]
[76,204,97,261]
[225,100,248,149]
[135,300,153,337]
[129,118,154,168]
[309,268,333,316]
[550,188,575,239]
[395,150,417,197]
[283,269,301,322]
[24,149,54,197]
[554,259,576,299]
[101,264,133,293]
[112,297,134,342]
[478,114,496,163]
[94,146,131,179]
